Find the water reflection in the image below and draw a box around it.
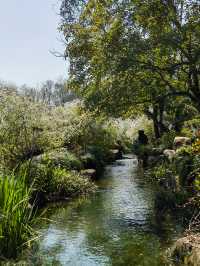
[30,156,183,266]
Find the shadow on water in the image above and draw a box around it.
[28,155,184,266]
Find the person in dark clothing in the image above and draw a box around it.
[138,130,149,145]
[133,130,149,167]
[116,140,124,159]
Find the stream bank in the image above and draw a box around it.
[21,155,185,266]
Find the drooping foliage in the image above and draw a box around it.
[60,0,200,138]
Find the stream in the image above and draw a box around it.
[30,155,184,266]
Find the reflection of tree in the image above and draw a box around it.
[152,211,184,246]
[32,161,183,265]
[136,168,185,247]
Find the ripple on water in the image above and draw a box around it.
[29,157,184,266]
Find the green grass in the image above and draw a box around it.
[51,168,96,197]
[0,174,35,259]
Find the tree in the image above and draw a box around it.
[40,80,54,105]
[133,0,200,108]
[54,80,76,106]
[20,84,40,102]
[60,0,200,137]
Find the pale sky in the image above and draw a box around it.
[0,0,68,87]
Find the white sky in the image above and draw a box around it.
[0,0,68,87]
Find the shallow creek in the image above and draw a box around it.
[30,155,184,265]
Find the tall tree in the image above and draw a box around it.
[60,0,200,137]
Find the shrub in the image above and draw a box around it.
[176,146,193,156]
[86,122,119,164]
[159,130,176,149]
[195,173,200,191]
[155,188,189,211]
[184,117,200,135]
[192,139,200,154]
[175,155,194,186]
[38,149,83,171]
[0,91,123,172]
[151,164,169,181]
[180,127,194,138]
[0,93,79,169]
[20,159,95,203]
[51,168,96,196]
[64,109,119,153]
[0,93,50,169]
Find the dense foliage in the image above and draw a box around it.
[59,2,200,239]
[0,84,132,259]
[0,0,199,262]
[60,0,200,138]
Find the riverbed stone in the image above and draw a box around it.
[163,149,176,162]
[80,169,96,179]
[109,149,122,160]
[174,137,191,150]
[171,234,200,266]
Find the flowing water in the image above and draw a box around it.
[30,155,184,266]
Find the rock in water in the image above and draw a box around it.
[81,169,96,179]
[174,137,191,150]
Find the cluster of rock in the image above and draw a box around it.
[170,234,200,266]
[163,137,191,162]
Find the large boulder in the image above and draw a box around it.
[163,149,176,162]
[174,137,191,150]
[171,234,200,266]
[80,169,96,179]
[110,149,122,160]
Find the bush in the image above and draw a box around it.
[0,92,52,169]
[192,139,200,154]
[0,92,123,172]
[171,142,200,188]
[51,168,96,196]
[175,154,194,186]
[64,109,119,153]
[155,188,189,211]
[180,127,194,138]
[184,117,200,136]
[0,93,79,169]
[37,149,83,171]
[195,173,200,191]
[176,146,193,156]
[159,130,176,149]
[20,159,95,203]
[151,163,169,181]
[86,123,119,164]
[0,174,35,259]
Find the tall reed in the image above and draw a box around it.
[0,174,35,259]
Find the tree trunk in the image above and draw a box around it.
[153,119,160,139]
[152,105,161,139]
[145,105,161,139]
[158,99,168,135]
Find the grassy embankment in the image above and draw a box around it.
[134,119,200,265]
[0,89,133,260]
